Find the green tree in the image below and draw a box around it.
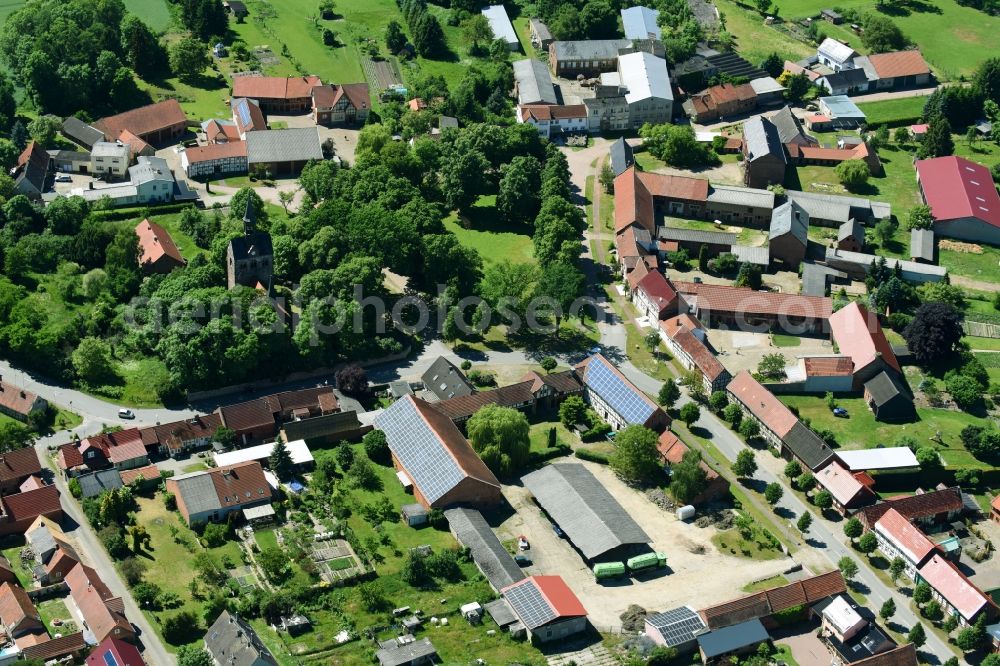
[907,622,926,648]
[955,616,987,652]
[658,380,680,408]
[669,450,709,504]
[362,429,390,463]
[947,375,983,411]
[860,13,908,53]
[599,162,615,193]
[497,155,542,224]
[258,547,289,582]
[559,395,587,427]
[913,581,932,605]
[608,425,662,485]
[269,440,294,482]
[120,15,168,78]
[540,357,557,373]
[757,353,787,380]
[880,598,896,621]
[889,556,906,583]
[843,517,863,541]
[858,531,877,554]
[918,115,954,159]
[893,126,910,144]
[466,405,531,476]
[723,403,742,425]
[838,556,858,581]
[732,449,757,478]
[638,123,717,168]
[534,261,585,330]
[764,482,783,505]
[386,20,407,53]
[814,490,833,510]
[784,461,802,480]
[177,644,213,666]
[835,159,870,191]
[783,72,811,102]
[169,37,210,80]
[709,390,729,412]
[104,227,142,300]
[0,139,18,171]
[904,302,963,363]
[678,402,701,426]
[797,512,812,534]
[462,14,493,51]
[72,336,116,385]
[738,418,760,441]
[27,115,60,145]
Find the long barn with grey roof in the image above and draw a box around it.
[444,507,525,591]
[549,39,631,77]
[787,190,890,227]
[742,115,786,189]
[513,59,557,106]
[522,463,651,561]
[245,127,323,175]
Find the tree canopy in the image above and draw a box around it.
[609,425,663,485]
[466,405,531,476]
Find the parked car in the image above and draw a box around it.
[833,407,849,418]
[517,536,529,551]
[514,554,532,567]
[55,174,72,182]
[552,524,564,538]
[118,408,135,419]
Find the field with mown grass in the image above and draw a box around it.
[444,195,535,266]
[124,0,172,32]
[857,96,931,128]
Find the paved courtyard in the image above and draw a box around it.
[499,458,794,630]
[705,329,835,377]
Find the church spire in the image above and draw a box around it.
[243,196,256,236]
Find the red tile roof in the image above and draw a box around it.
[851,643,917,666]
[0,381,42,418]
[686,283,832,320]
[0,447,42,485]
[86,637,146,666]
[815,460,867,506]
[204,120,241,143]
[119,464,161,486]
[660,313,704,338]
[519,104,587,121]
[116,130,150,157]
[2,484,61,523]
[917,554,990,621]
[803,356,854,377]
[867,50,930,79]
[614,167,656,234]
[209,461,272,510]
[700,570,845,628]
[66,564,134,643]
[183,141,248,164]
[503,575,587,622]
[829,302,900,374]
[0,581,41,631]
[672,327,728,382]
[140,413,222,449]
[635,271,679,316]
[916,156,1000,229]
[218,399,276,433]
[21,632,87,661]
[637,170,709,202]
[19,475,44,493]
[81,428,146,466]
[135,219,185,270]
[626,260,650,290]
[95,100,187,141]
[727,371,798,438]
[232,75,322,100]
[520,370,582,396]
[232,97,266,134]
[431,381,535,422]
[859,488,964,528]
[874,508,936,564]
[657,431,720,480]
[58,443,85,470]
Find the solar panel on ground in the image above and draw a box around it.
[504,581,556,629]
[375,398,466,505]
[647,606,705,647]
[586,357,655,425]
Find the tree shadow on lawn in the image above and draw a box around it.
[878,0,943,17]
[458,203,532,238]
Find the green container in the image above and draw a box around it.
[593,561,627,579]
[626,551,667,571]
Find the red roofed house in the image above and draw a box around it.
[0,380,48,425]
[657,431,729,503]
[613,167,711,236]
[829,302,901,389]
[373,395,502,509]
[181,141,249,180]
[66,563,136,643]
[62,428,148,475]
[166,461,273,526]
[797,356,854,393]
[682,82,757,123]
[872,508,937,580]
[501,575,588,643]
[135,219,185,274]
[204,119,241,144]
[87,637,146,666]
[517,104,588,138]
[312,83,371,126]
[815,460,875,515]
[916,554,993,627]
[676,282,832,335]
[231,75,323,114]
[0,446,43,494]
[858,487,965,531]
[660,315,731,394]
[140,413,222,458]
[0,582,46,647]
[0,484,63,536]
[915,156,1000,245]
[727,371,798,448]
[863,50,931,90]
[632,271,680,321]
[94,100,188,146]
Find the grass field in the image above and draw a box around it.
[769,0,1000,78]
[716,0,813,67]
[0,0,23,25]
[444,195,534,266]
[857,96,931,128]
[124,0,172,32]
[938,243,1000,282]
[742,574,789,592]
[779,394,991,469]
[771,334,801,348]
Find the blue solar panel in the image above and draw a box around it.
[237,100,252,126]
[585,356,656,425]
[374,397,466,505]
[104,651,119,666]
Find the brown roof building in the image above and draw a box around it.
[232,75,322,113]
[683,82,757,122]
[94,100,188,145]
[374,395,502,509]
[0,381,48,425]
[829,302,901,388]
[135,219,185,274]
[66,563,136,644]
[657,431,728,504]
[139,413,222,457]
[858,487,965,530]
[660,316,731,394]
[675,282,832,335]
[312,83,371,126]
[0,485,63,535]
[0,582,45,640]
[727,370,798,447]
[864,50,931,89]
[0,447,43,494]
[166,461,273,526]
[700,570,846,629]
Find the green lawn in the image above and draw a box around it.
[528,419,577,458]
[857,96,931,128]
[715,0,813,66]
[149,212,210,262]
[938,243,1000,282]
[84,356,173,408]
[0,0,24,25]
[124,0,171,32]
[773,644,801,666]
[742,574,790,592]
[779,394,992,469]
[967,336,1000,351]
[771,334,802,348]
[36,598,75,636]
[772,0,1000,79]
[1,543,34,587]
[444,195,534,266]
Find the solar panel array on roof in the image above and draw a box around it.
[103,652,118,666]
[647,606,705,647]
[586,356,655,425]
[376,397,466,505]
[504,581,556,629]
[237,100,251,126]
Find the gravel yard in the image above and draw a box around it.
[498,458,793,630]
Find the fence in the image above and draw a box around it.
[964,320,1000,339]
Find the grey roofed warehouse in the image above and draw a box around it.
[445,507,525,591]
[245,127,324,165]
[513,59,558,106]
[522,463,651,561]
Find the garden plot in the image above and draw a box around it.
[309,539,365,583]
[363,58,403,92]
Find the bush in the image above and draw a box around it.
[574,447,610,464]
[947,374,984,411]
[201,522,229,548]
[835,159,870,190]
[362,430,390,464]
